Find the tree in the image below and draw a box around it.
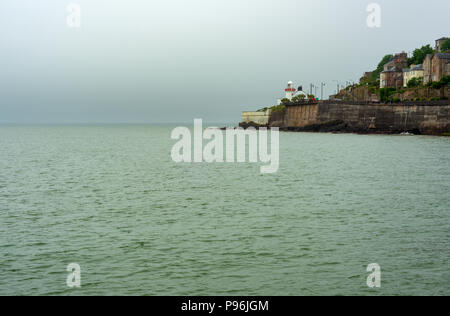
[280,98,291,105]
[432,75,450,89]
[408,45,434,65]
[291,94,306,103]
[379,88,396,102]
[441,75,450,85]
[441,39,450,52]
[370,54,394,81]
[407,77,423,88]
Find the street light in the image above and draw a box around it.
[321,82,326,100]
[333,80,339,94]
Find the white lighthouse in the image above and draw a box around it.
[285,81,296,100]
[277,81,308,105]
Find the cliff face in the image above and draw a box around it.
[269,102,450,135]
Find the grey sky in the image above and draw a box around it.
[0,0,449,123]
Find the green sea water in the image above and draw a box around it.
[0,125,449,296]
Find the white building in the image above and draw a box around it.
[277,81,308,104]
[242,81,310,125]
[285,81,296,99]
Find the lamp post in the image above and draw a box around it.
[321,82,326,100]
[333,80,339,94]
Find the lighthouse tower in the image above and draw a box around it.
[285,81,296,100]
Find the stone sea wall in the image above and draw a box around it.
[242,110,271,126]
[268,101,450,135]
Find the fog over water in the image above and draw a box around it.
[0,0,449,123]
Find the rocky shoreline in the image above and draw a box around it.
[238,121,424,135]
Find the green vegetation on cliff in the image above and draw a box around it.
[291,94,306,102]
[340,40,450,103]
[379,88,397,102]
[364,44,434,86]
[441,39,450,52]
[407,77,423,88]
[408,45,434,65]
[424,75,450,89]
[270,104,285,113]
[280,98,290,105]
[370,54,394,82]
[258,104,286,113]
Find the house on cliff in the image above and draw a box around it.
[380,52,408,88]
[359,72,373,84]
[435,37,449,52]
[403,64,424,87]
[423,53,450,84]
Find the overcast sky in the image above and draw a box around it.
[0,0,449,123]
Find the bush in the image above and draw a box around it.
[291,94,306,103]
[432,81,442,89]
[441,39,450,52]
[270,105,285,113]
[440,75,450,86]
[407,77,423,88]
[370,55,394,81]
[280,98,291,105]
[408,45,434,65]
[428,75,450,89]
[379,88,397,102]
